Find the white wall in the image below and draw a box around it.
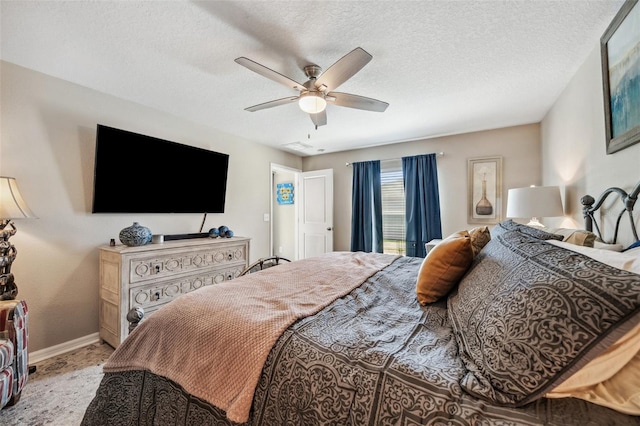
[302,124,541,251]
[0,61,302,352]
[541,45,640,246]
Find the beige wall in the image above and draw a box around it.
[541,45,640,246]
[0,61,302,352]
[302,124,541,251]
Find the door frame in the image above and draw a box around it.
[270,163,301,259]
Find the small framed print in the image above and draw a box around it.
[276,182,294,205]
[467,156,502,224]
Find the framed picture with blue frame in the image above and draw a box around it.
[601,0,640,154]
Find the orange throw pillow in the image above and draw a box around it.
[416,230,474,305]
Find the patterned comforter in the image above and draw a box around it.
[82,226,639,425]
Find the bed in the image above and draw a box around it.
[82,183,640,426]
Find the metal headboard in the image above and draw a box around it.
[581,180,640,244]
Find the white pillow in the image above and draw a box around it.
[626,246,640,256]
[593,241,625,252]
[548,240,640,275]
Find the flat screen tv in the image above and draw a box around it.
[92,124,229,213]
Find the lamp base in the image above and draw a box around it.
[0,220,18,300]
[0,274,17,300]
[526,217,545,228]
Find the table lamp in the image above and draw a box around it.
[0,176,37,299]
[506,185,563,228]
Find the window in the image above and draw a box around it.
[380,159,405,255]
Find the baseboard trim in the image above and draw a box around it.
[29,332,102,364]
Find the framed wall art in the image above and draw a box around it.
[467,156,502,224]
[601,0,640,154]
[276,182,294,205]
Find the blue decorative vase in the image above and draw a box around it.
[119,222,152,246]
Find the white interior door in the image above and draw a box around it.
[298,169,333,259]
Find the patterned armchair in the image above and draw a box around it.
[0,300,28,409]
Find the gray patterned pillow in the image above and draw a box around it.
[491,219,564,241]
[447,228,640,406]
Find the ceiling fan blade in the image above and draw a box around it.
[315,47,372,92]
[310,110,327,127]
[235,57,305,91]
[245,96,299,112]
[327,92,389,112]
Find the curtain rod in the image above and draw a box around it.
[345,152,444,167]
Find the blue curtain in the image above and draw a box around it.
[402,154,442,257]
[350,161,383,252]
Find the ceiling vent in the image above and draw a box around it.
[281,141,313,152]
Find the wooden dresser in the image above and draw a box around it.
[98,236,250,348]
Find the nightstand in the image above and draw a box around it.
[425,239,442,255]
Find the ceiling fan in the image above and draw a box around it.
[235,47,389,127]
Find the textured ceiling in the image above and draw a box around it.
[0,1,625,156]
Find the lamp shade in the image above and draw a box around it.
[298,92,327,114]
[0,176,37,220]
[506,186,563,220]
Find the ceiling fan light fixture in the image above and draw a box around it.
[236,48,388,127]
[299,92,327,114]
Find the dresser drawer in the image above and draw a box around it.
[129,265,246,310]
[127,243,247,284]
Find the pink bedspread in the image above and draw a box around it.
[103,251,398,423]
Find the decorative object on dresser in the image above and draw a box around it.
[209,225,234,238]
[118,222,152,247]
[467,156,502,224]
[506,185,564,228]
[98,236,250,348]
[0,177,37,300]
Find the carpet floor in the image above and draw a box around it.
[0,342,114,425]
